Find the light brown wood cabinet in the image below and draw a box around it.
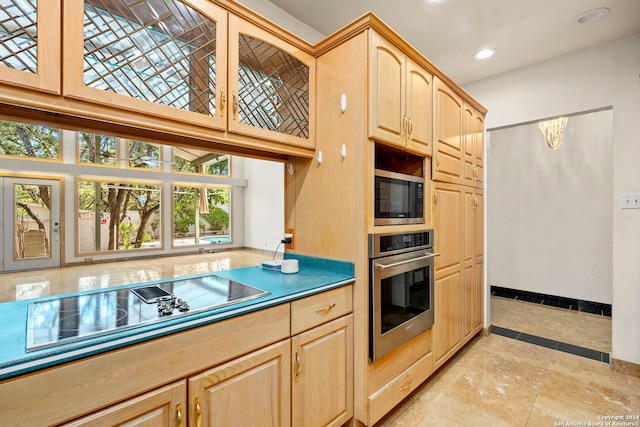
[432,181,484,368]
[0,1,60,94]
[290,285,354,427]
[62,0,315,149]
[369,31,432,156]
[463,103,485,188]
[463,188,484,342]
[61,381,187,427]
[432,182,464,368]
[292,315,353,427]
[2,287,352,427]
[188,340,291,427]
[433,77,464,184]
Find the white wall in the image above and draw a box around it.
[487,109,613,304]
[465,34,640,365]
[235,0,325,43]
[242,158,285,253]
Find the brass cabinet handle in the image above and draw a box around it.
[433,191,439,207]
[176,402,184,427]
[315,303,336,314]
[473,195,478,208]
[401,114,407,140]
[220,87,226,118]
[195,396,203,427]
[400,378,413,391]
[407,116,413,137]
[435,153,440,170]
[295,351,302,382]
[232,91,238,120]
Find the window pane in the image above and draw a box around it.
[0,119,60,160]
[128,140,161,170]
[78,132,117,166]
[83,0,218,115]
[172,149,229,176]
[173,185,230,246]
[77,180,161,253]
[0,0,38,73]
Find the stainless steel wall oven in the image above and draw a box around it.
[369,229,437,362]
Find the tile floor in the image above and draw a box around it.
[491,296,612,359]
[377,334,640,426]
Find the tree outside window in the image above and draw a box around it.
[78,133,117,166]
[128,140,162,170]
[0,120,59,160]
[173,151,230,176]
[173,185,230,244]
[77,179,161,253]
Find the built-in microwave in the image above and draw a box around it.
[374,169,424,226]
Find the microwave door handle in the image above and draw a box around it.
[375,253,441,270]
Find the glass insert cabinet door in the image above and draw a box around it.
[62,0,314,147]
[0,0,60,93]
[63,0,229,130]
[228,15,314,148]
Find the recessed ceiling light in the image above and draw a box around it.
[575,7,610,24]
[473,48,497,60]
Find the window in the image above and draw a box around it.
[172,149,230,176]
[173,185,230,246]
[127,140,162,170]
[0,119,60,160]
[78,132,118,166]
[77,179,161,253]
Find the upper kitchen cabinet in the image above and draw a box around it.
[62,0,315,150]
[369,31,432,156]
[63,0,229,131]
[228,15,315,149]
[463,103,484,188]
[432,77,463,184]
[0,0,60,93]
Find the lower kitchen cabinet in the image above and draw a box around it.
[188,340,291,427]
[433,270,462,368]
[2,287,353,427]
[291,314,353,427]
[61,381,187,427]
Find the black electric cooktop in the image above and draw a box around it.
[26,275,269,352]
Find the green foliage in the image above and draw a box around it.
[78,133,117,165]
[204,207,229,231]
[0,120,59,159]
[119,222,135,249]
[173,188,195,234]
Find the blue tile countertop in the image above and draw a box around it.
[0,254,354,381]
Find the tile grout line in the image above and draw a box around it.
[491,325,609,364]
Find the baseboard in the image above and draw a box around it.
[611,358,640,377]
[490,286,612,317]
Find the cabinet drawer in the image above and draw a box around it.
[368,351,434,425]
[291,285,353,335]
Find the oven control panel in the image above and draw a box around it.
[369,229,433,258]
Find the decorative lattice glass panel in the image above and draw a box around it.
[83,0,217,115]
[0,0,38,73]
[238,34,309,138]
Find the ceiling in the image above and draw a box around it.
[265,0,640,85]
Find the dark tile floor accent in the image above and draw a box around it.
[490,286,612,317]
[490,325,610,363]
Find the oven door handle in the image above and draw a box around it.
[374,252,441,270]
